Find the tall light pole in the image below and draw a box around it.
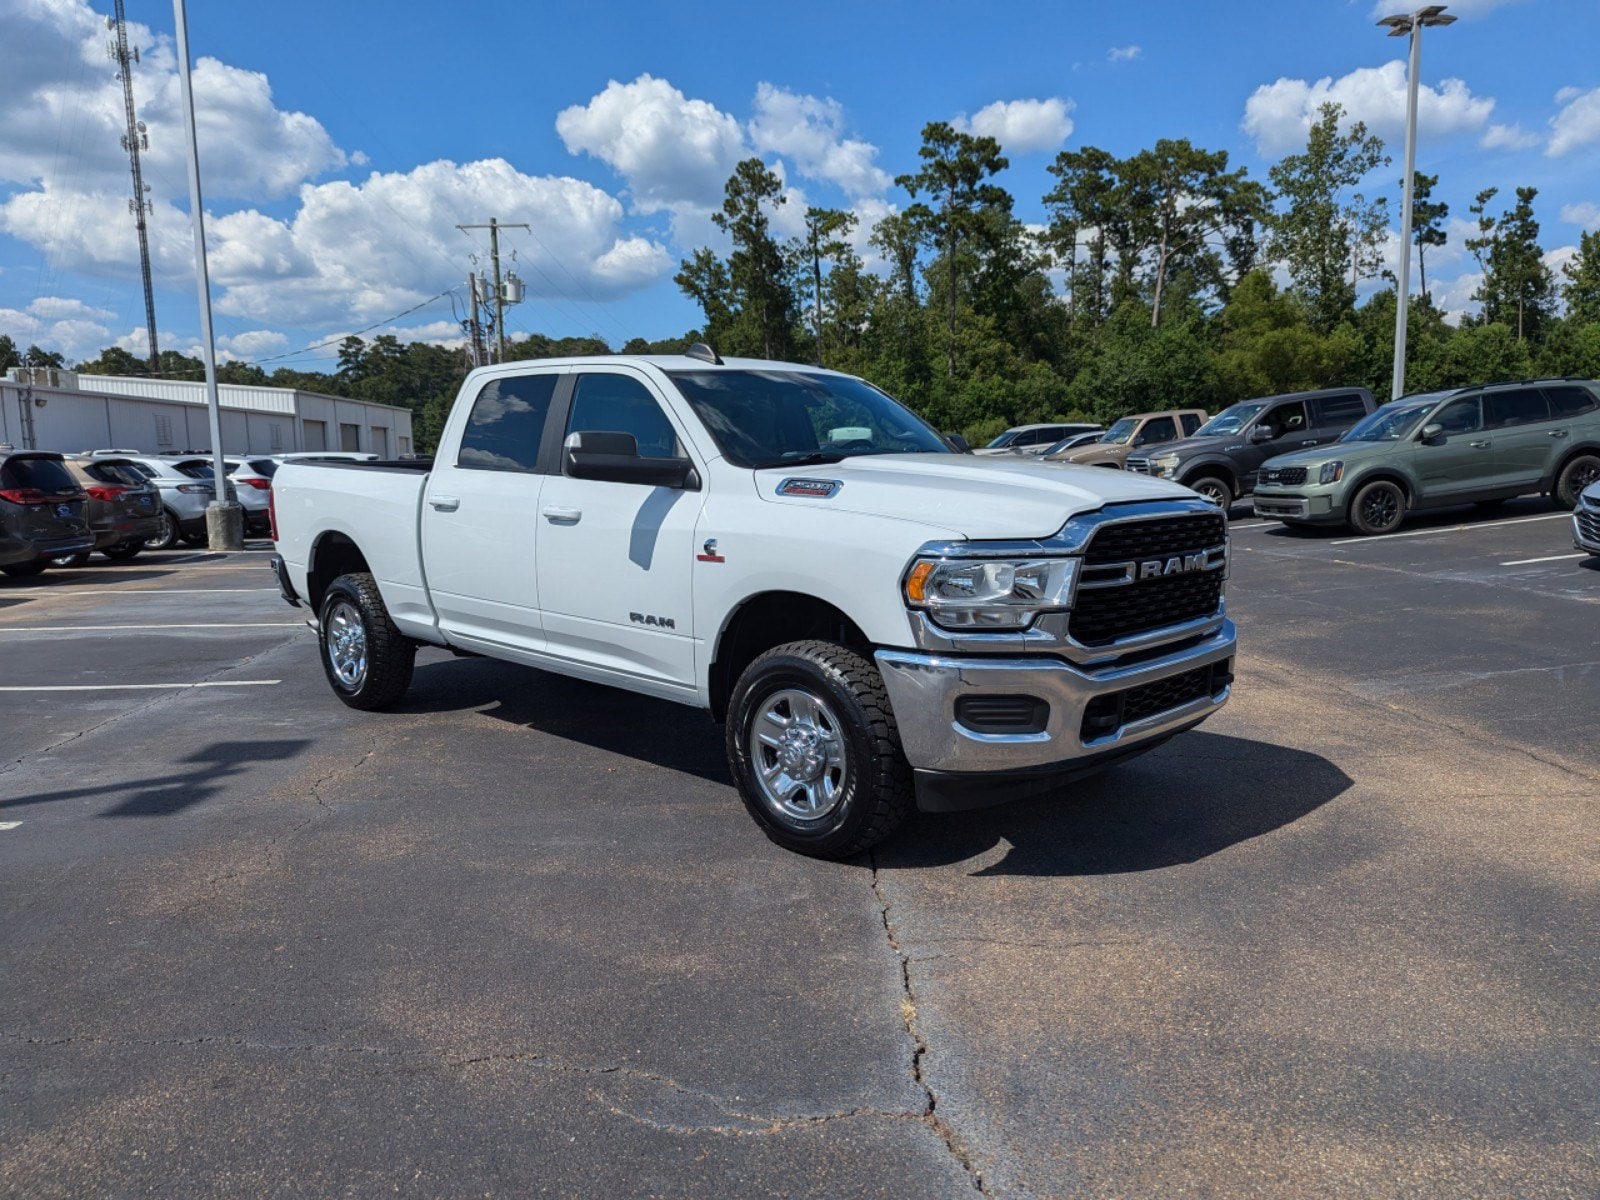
[173,0,243,549]
[1379,4,1455,401]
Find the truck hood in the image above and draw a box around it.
[1127,433,1237,461]
[754,452,1196,540]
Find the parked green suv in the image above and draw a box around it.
[1252,379,1600,535]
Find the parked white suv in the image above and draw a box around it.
[269,351,1236,856]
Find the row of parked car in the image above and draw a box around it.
[978,377,1600,538]
[0,449,377,577]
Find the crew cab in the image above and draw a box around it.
[270,350,1237,857]
[1127,388,1375,510]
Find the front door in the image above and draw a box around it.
[1240,399,1309,489]
[419,370,562,651]
[1414,394,1490,501]
[535,370,701,690]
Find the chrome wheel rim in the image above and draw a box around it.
[1361,486,1400,530]
[1195,481,1229,509]
[325,600,368,690]
[144,513,172,549]
[748,687,848,824]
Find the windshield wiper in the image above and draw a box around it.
[750,451,848,470]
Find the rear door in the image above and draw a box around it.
[535,369,702,688]
[1539,384,1598,478]
[1482,387,1555,490]
[419,369,563,651]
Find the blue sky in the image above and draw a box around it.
[2,0,1597,371]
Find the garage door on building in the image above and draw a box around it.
[303,420,327,451]
[371,427,389,457]
[339,423,360,452]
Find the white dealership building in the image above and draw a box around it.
[0,368,414,458]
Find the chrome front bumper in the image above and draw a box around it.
[875,619,1236,778]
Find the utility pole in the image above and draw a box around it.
[464,273,486,367]
[456,219,528,362]
[1378,4,1455,400]
[173,0,242,550]
[108,1,159,375]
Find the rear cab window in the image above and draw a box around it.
[1313,393,1370,427]
[1180,413,1203,436]
[457,373,560,473]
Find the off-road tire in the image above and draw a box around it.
[1553,453,1600,510]
[318,572,415,711]
[102,542,142,561]
[1348,479,1406,536]
[1186,474,1233,513]
[726,640,915,859]
[1,561,48,578]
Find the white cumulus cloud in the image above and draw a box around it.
[748,83,890,196]
[1562,202,1600,232]
[1107,45,1141,63]
[0,296,116,360]
[1243,61,1495,155]
[555,74,747,215]
[958,98,1075,154]
[1481,123,1539,150]
[1547,86,1600,157]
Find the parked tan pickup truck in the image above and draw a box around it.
[1044,409,1208,470]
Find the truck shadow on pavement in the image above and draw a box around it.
[1,739,309,818]
[405,659,1350,875]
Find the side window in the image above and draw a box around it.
[457,373,559,473]
[1137,416,1177,445]
[1314,393,1369,426]
[1181,413,1203,436]
[566,373,682,461]
[1484,389,1551,429]
[1433,396,1482,434]
[1263,401,1308,436]
[1543,385,1599,418]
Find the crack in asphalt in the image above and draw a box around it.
[869,850,994,1197]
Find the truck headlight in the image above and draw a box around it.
[1319,461,1344,485]
[1150,453,1181,478]
[903,557,1079,630]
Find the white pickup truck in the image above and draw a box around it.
[269,348,1236,857]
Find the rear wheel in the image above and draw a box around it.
[1186,474,1233,512]
[726,640,915,859]
[318,572,415,711]
[1553,453,1600,510]
[102,541,142,561]
[1,561,48,578]
[144,511,181,551]
[1348,479,1406,536]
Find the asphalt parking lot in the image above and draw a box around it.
[3,505,1597,1198]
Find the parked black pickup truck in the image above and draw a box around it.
[1126,387,1377,509]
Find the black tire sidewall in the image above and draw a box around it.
[1556,455,1600,510]
[317,574,414,710]
[1187,475,1232,512]
[726,652,886,855]
[1350,480,1405,535]
[318,579,383,704]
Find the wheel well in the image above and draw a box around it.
[1348,470,1414,505]
[708,592,870,722]
[1180,463,1237,496]
[1555,445,1600,483]
[306,532,370,615]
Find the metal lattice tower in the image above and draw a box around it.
[108,0,159,374]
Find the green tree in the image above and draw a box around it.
[797,206,856,365]
[897,122,1010,376]
[23,344,66,368]
[0,334,18,372]
[1466,186,1554,341]
[1267,102,1390,332]
[1045,146,1122,325]
[1408,171,1448,302]
[1561,229,1600,326]
[77,345,152,376]
[714,158,800,359]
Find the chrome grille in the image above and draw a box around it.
[1126,457,1152,475]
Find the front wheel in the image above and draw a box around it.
[1347,479,1406,536]
[1186,475,1233,512]
[318,573,415,710]
[726,640,915,859]
[1553,454,1600,510]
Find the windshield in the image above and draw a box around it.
[1341,395,1449,442]
[174,460,215,479]
[1102,418,1139,446]
[666,370,952,470]
[1194,403,1266,438]
[984,430,1020,449]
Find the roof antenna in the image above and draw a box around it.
[685,342,723,365]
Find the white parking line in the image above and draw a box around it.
[1229,521,1274,530]
[1500,552,1588,566]
[0,680,281,692]
[47,564,267,572]
[0,822,20,831]
[2,588,278,596]
[0,622,304,633]
[1328,512,1571,546]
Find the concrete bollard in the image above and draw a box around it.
[206,501,246,551]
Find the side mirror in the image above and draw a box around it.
[1249,425,1276,444]
[564,431,698,489]
[944,432,971,453]
[1419,422,1445,446]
